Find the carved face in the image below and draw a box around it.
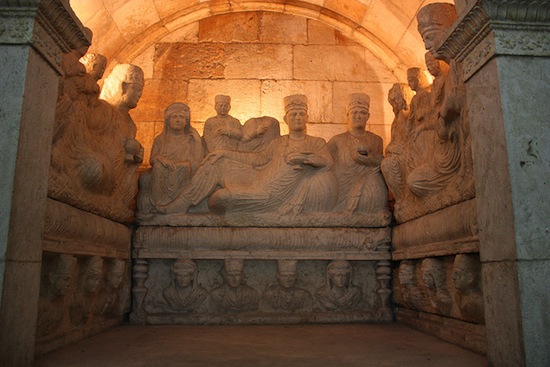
[330,270,350,289]
[421,29,446,59]
[84,271,102,293]
[122,82,143,109]
[215,102,230,116]
[174,269,194,288]
[348,107,369,130]
[107,272,124,289]
[90,59,107,81]
[225,271,244,288]
[398,264,416,287]
[453,265,474,291]
[50,273,72,297]
[285,108,308,132]
[278,272,296,289]
[407,74,420,92]
[421,269,436,290]
[168,109,190,132]
[425,54,441,77]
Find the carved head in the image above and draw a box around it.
[424,51,450,78]
[171,259,198,288]
[223,259,245,289]
[277,260,297,289]
[420,258,447,290]
[453,254,481,292]
[407,67,431,92]
[283,94,308,133]
[327,260,352,289]
[100,64,144,110]
[388,83,413,112]
[346,93,370,131]
[80,53,107,81]
[49,254,77,297]
[83,256,103,294]
[164,102,191,133]
[105,259,126,289]
[398,260,417,287]
[214,95,231,116]
[417,3,457,60]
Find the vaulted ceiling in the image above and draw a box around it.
[70,0,454,80]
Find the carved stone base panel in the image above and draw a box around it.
[138,211,392,228]
[392,199,479,260]
[132,259,389,324]
[44,198,132,258]
[396,308,486,355]
[134,226,391,260]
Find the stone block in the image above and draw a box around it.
[260,80,333,123]
[360,0,410,49]
[130,78,189,122]
[324,0,368,24]
[158,22,199,43]
[70,1,104,24]
[224,44,293,80]
[259,12,307,44]
[87,8,125,60]
[130,44,156,79]
[154,43,226,80]
[199,12,260,43]
[307,19,336,45]
[110,0,160,42]
[187,79,262,123]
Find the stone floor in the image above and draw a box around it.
[35,323,487,367]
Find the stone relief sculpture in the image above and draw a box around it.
[203,95,243,152]
[49,54,145,222]
[161,259,209,313]
[239,116,281,152]
[159,94,338,215]
[328,93,388,215]
[419,257,452,315]
[397,260,426,311]
[36,254,77,340]
[261,260,313,313]
[211,259,259,313]
[70,256,103,326]
[138,103,206,214]
[381,83,413,205]
[315,260,363,312]
[96,259,126,319]
[453,254,484,324]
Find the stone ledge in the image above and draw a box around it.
[134,226,392,260]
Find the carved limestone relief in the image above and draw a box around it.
[69,256,103,327]
[49,47,145,222]
[382,2,475,223]
[314,260,365,312]
[452,254,484,324]
[210,259,260,313]
[160,259,209,313]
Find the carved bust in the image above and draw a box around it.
[162,259,208,313]
[315,260,363,312]
[211,259,259,313]
[261,260,313,313]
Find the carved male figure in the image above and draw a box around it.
[381,83,413,205]
[138,103,205,214]
[261,260,313,313]
[96,259,126,319]
[211,259,259,313]
[397,260,426,310]
[419,257,452,315]
[37,254,77,339]
[162,259,208,313]
[70,256,103,326]
[203,95,243,152]
[315,260,363,312]
[453,254,484,324]
[328,93,388,214]
[161,94,338,215]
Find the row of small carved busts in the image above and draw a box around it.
[395,253,484,324]
[36,254,128,341]
[144,259,368,314]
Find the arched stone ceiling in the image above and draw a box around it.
[70,0,454,79]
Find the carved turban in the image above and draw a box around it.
[284,94,308,113]
[224,259,244,273]
[347,93,370,110]
[215,95,231,103]
[86,256,103,276]
[417,3,458,35]
[277,260,297,274]
[164,102,189,120]
[172,259,198,273]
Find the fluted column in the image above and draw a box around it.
[437,1,550,366]
[0,0,89,365]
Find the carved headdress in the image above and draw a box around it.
[284,94,308,113]
[326,260,352,288]
[347,93,370,110]
[215,94,231,104]
[53,254,77,275]
[417,3,457,35]
[86,256,104,276]
[172,259,198,273]
[224,259,244,274]
[277,260,297,274]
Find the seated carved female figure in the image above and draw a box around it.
[161,94,338,215]
[315,260,363,312]
[328,93,388,214]
[138,103,205,214]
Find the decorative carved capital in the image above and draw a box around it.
[0,0,90,72]
[436,0,550,80]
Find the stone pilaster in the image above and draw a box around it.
[437,1,550,366]
[0,0,89,365]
